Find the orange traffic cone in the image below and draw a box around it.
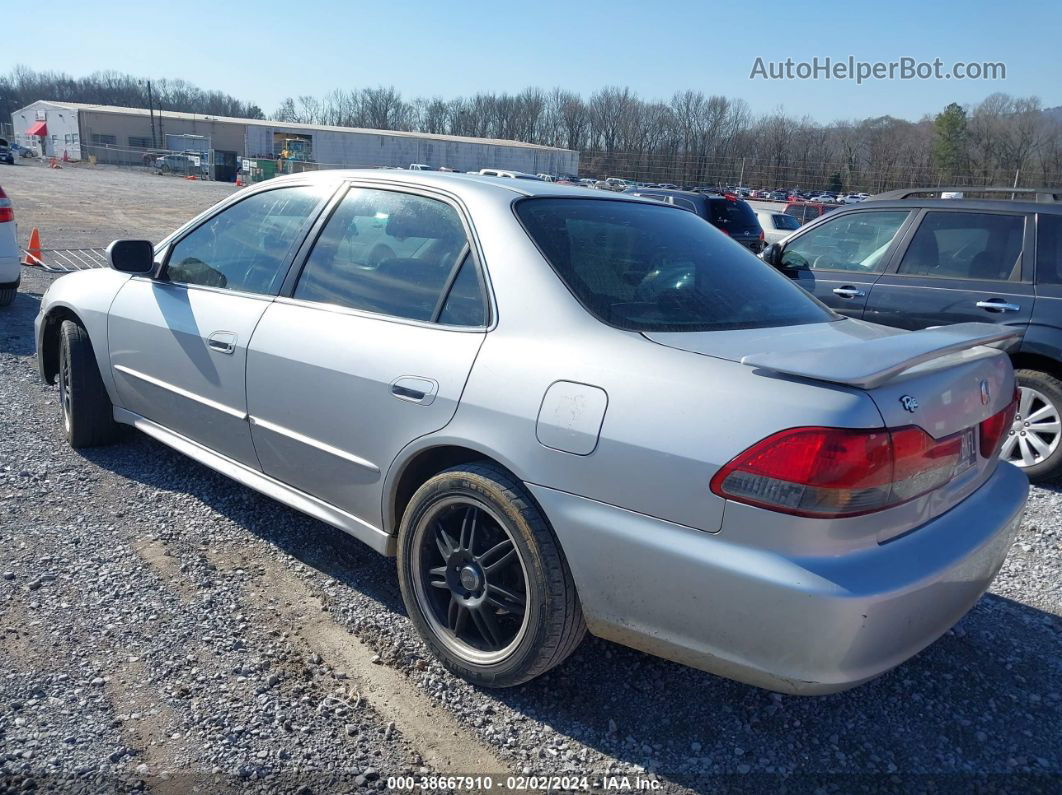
[22,227,43,267]
[235,174,242,187]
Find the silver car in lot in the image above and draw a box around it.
[35,171,1028,693]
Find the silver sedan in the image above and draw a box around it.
[35,171,1028,693]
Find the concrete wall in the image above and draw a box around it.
[245,125,578,175]
[77,111,246,165]
[10,101,81,159]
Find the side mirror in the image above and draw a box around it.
[761,243,783,268]
[106,239,155,274]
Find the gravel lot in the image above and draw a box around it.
[0,165,1060,792]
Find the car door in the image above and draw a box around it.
[245,183,489,530]
[777,209,914,318]
[863,209,1034,332]
[108,183,334,467]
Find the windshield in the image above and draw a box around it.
[707,198,760,233]
[773,214,801,230]
[515,198,837,332]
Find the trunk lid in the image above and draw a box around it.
[645,319,1019,540]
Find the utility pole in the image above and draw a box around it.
[147,80,157,149]
[738,157,746,187]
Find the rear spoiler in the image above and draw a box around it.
[741,323,1020,389]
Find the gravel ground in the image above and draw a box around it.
[0,167,1060,792]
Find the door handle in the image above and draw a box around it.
[391,376,439,406]
[832,286,865,298]
[976,300,1020,312]
[207,331,237,354]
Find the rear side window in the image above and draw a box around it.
[897,212,1024,281]
[295,187,479,323]
[515,198,836,332]
[1036,214,1062,285]
[165,185,328,294]
[707,198,759,233]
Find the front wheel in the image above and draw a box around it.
[1001,369,1062,481]
[58,320,119,448]
[397,462,586,687]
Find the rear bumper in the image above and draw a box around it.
[529,462,1027,694]
[0,254,20,286]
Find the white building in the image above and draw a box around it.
[10,101,579,179]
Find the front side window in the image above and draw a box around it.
[782,210,910,273]
[295,188,478,323]
[515,198,835,332]
[164,185,327,294]
[897,211,1024,281]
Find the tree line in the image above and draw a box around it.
[272,87,1062,192]
[0,65,264,128]
[3,65,1059,192]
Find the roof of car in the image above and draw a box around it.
[262,168,655,202]
[846,197,1062,214]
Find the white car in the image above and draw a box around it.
[841,194,866,204]
[0,185,19,306]
[477,169,542,180]
[753,208,802,245]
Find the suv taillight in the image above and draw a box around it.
[709,425,967,518]
[0,187,12,223]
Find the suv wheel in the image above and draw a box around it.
[1002,369,1062,480]
[397,462,586,687]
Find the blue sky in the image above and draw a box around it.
[4,0,1059,121]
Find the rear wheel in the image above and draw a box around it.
[397,462,585,687]
[1002,369,1062,481]
[0,286,15,307]
[58,320,119,448]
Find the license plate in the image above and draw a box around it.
[957,428,976,474]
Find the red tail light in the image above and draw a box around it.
[978,387,1019,458]
[710,425,969,518]
[759,229,765,241]
[717,227,730,237]
[0,187,12,223]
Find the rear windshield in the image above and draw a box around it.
[706,198,760,233]
[514,198,837,332]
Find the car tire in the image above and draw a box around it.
[0,286,15,306]
[1003,369,1062,481]
[397,461,586,687]
[58,320,119,448]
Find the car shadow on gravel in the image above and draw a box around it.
[78,434,1061,784]
[78,432,407,614]
[0,289,42,357]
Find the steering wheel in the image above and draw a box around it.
[367,243,396,269]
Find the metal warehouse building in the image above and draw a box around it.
[10,100,579,181]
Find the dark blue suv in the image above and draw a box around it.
[623,188,765,253]
[761,187,1062,481]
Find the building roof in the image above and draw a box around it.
[17,100,574,153]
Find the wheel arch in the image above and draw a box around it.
[39,304,85,384]
[385,440,530,536]
[1010,351,1062,382]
